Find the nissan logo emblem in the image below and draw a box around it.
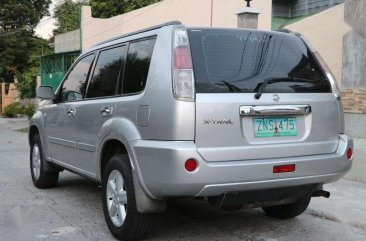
[272,94,280,102]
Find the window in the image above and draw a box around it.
[86,46,126,98]
[123,38,156,94]
[188,29,331,93]
[60,54,95,102]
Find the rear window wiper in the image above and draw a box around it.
[254,77,313,99]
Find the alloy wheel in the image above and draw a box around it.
[106,170,128,227]
[32,144,41,180]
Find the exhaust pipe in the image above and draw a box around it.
[312,190,330,198]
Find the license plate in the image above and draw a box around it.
[253,117,297,137]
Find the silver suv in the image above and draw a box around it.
[30,22,353,240]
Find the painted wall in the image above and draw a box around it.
[1,83,18,114]
[81,0,272,51]
[55,29,81,54]
[285,4,350,85]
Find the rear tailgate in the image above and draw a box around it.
[188,28,341,162]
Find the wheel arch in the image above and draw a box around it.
[29,125,40,145]
[97,117,142,180]
[99,139,128,180]
[98,135,166,213]
[29,110,51,158]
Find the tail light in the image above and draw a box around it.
[347,148,353,160]
[172,28,195,101]
[300,35,341,97]
[300,34,345,133]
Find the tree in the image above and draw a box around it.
[0,0,51,83]
[0,0,51,32]
[89,0,161,18]
[15,37,52,98]
[53,0,88,35]
[52,0,162,34]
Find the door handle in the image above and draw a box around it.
[67,108,76,116]
[240,105,312,116]
[100,107,113,117]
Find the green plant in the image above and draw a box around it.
[3,102,21,118]
[15,128,29,133]
[23,103,36,119]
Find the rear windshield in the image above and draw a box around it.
[188,29,331,94]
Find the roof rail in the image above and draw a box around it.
[276,28,303,37]
[276,28,292,33]
[92,21,182,48]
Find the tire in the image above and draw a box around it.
[30,134,59,188]
[102,154,154,241]
[262,197,311,219]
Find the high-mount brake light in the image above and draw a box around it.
[173,28,195,101]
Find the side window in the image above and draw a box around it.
[60,54,95,102]
[86,46,127,99]
[123,38,156,94]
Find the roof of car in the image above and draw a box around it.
[91,21,182,48]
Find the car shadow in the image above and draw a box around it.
[52,173,301,241]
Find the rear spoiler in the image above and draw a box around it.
[276,28,316,53]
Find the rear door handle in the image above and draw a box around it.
[100,107,113,117]
[67,108,76,116]
[240,105,312,116]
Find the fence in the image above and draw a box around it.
[41,51,80,90]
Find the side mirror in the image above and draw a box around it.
[37,86,54,100]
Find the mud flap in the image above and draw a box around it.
[132,171,166,213]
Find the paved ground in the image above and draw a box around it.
[0,118,366,241]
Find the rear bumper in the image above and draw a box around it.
[131,134,353,199]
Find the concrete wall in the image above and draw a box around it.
[343,31,366,89]
[341,0,366,138]
[273,0,344,18]
[81,0,272,51]
[285,4,350,85]
[344,113,366,138]
[342,0,366,89]
[55,29,81,54]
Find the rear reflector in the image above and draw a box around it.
[273,164,296,174]
[185,159,198,172]
[347,148,353,160]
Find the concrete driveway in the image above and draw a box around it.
[0,118,365,241]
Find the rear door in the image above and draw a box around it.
[74,45,127,175]
[188,29,341,162]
